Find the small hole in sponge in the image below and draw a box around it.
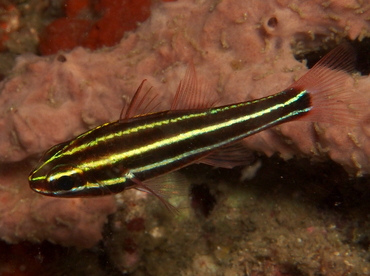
[267,17,278,28]
[57,55,67,62]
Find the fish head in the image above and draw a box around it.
[29,161,89,196]
[29,160,131,197]
[29,140,128,197]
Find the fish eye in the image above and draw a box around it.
[54,175,79,191]
[47,165,85,192]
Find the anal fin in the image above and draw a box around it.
[199,142,254,169]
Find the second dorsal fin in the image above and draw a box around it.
[171,63,216,110]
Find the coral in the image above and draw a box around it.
[39,0,151,55]
[0,0,370,251]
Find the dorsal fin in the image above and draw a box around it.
[119,80,160,122]
[171,63,216,110]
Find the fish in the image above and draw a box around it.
[29,43,363,210]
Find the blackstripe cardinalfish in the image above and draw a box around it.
[29,43,363,211]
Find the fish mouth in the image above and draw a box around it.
[28,159,54,193]
[28,169,53,195]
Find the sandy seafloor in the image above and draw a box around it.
[1,1,370,275]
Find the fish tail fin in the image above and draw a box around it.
[289,43,365,126]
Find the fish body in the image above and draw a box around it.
[28,43,362,206]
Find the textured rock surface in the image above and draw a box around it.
[0,0,370,248]
[105,159,370,275]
